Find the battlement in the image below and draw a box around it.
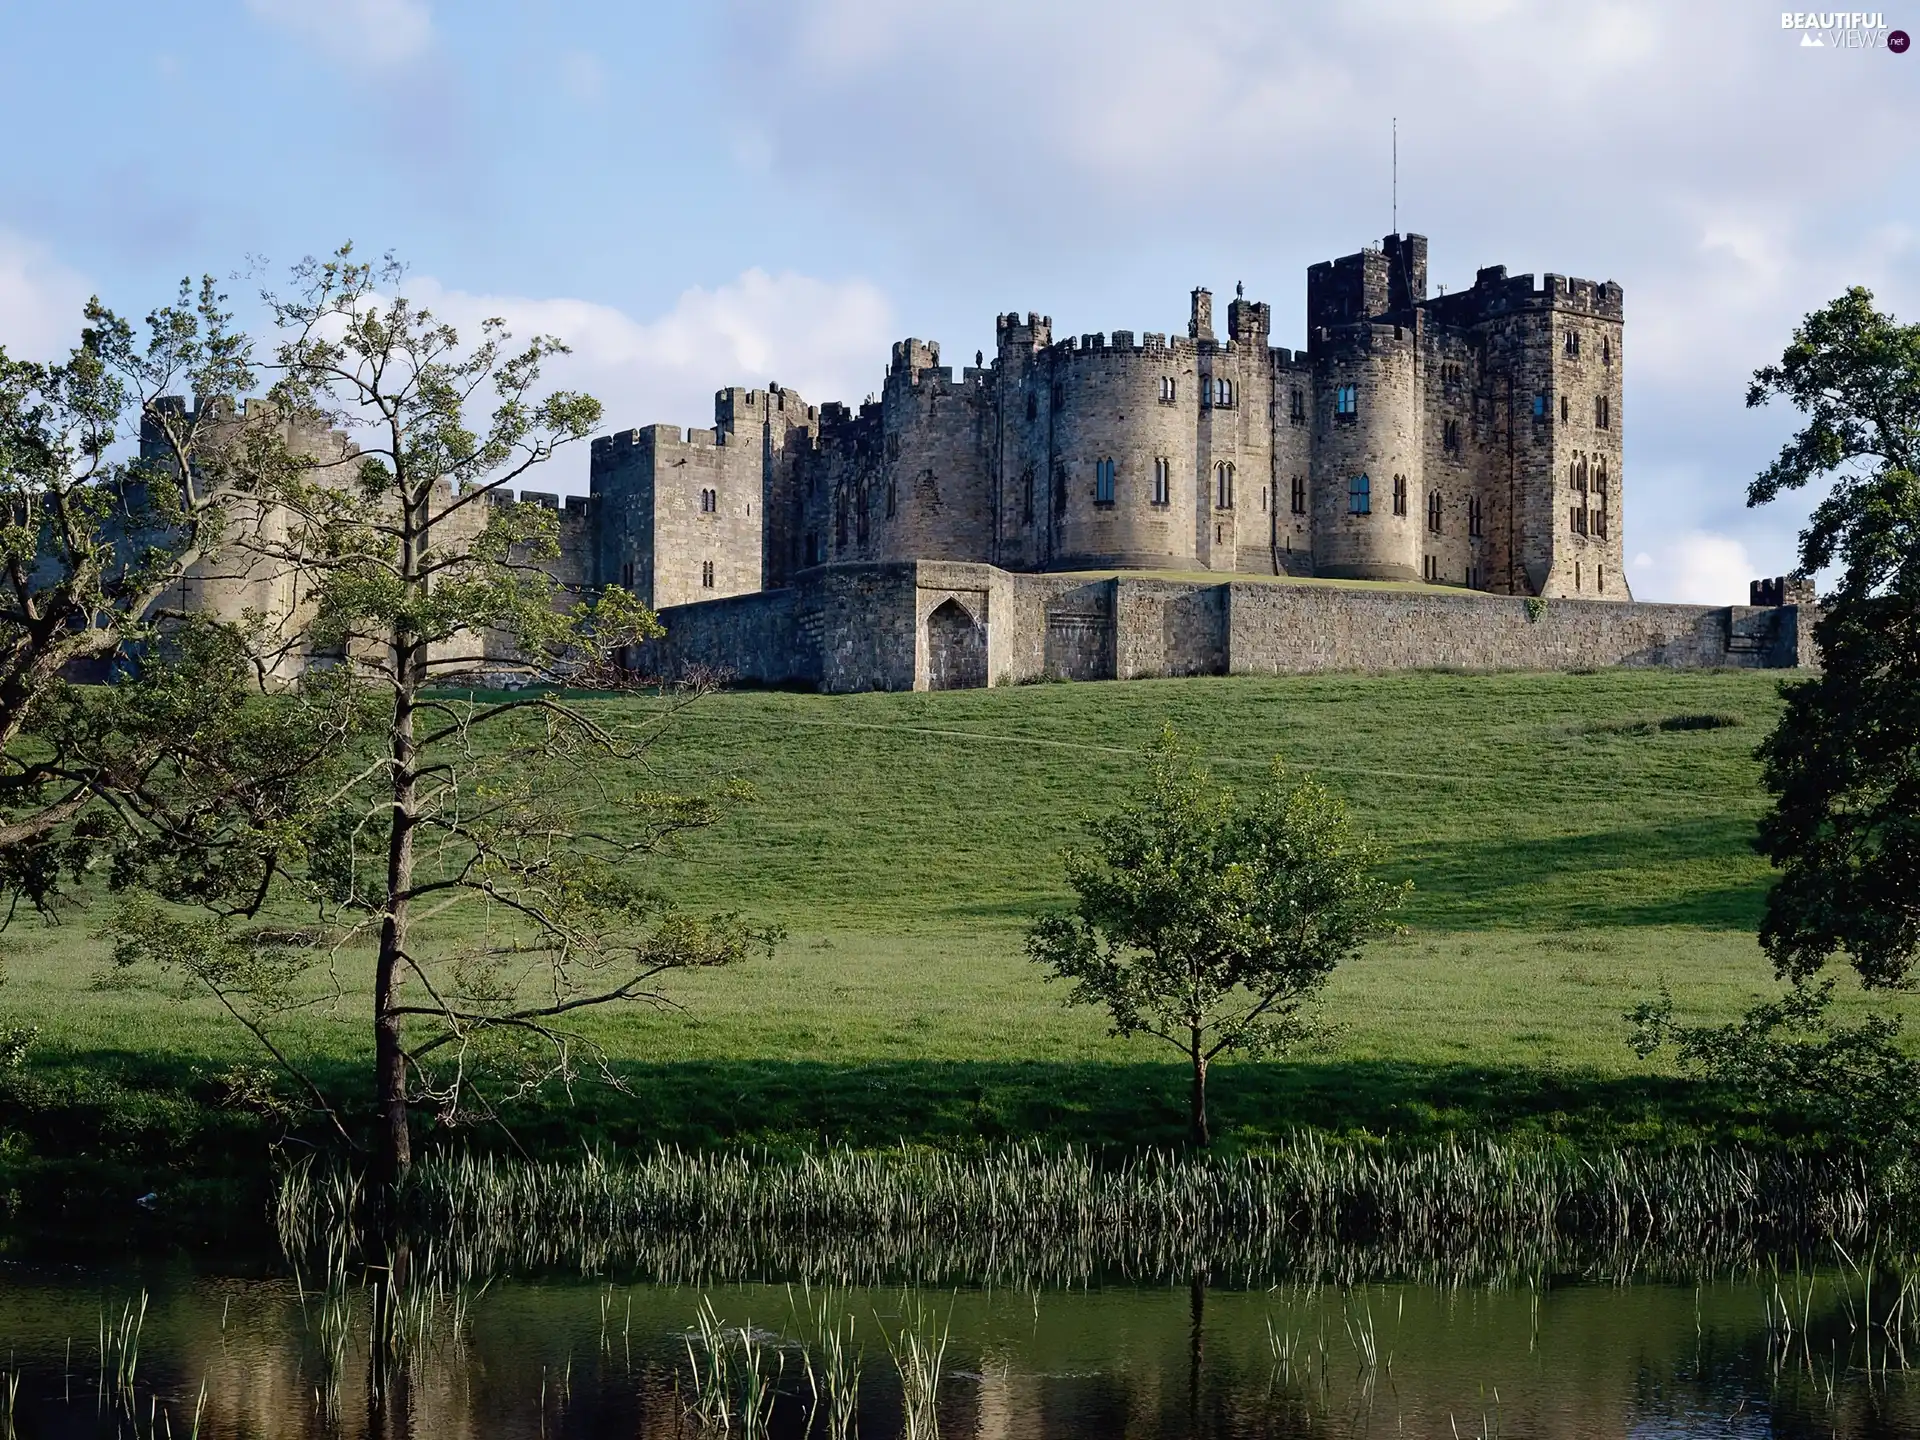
[994,311,1054,351]
[889,338,941,379]
[1424,264,1625,326]
[1751,574,1819,608]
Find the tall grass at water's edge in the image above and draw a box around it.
[278,1138,1910,1290]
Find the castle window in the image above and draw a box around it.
[1598,565,1606,592]
[1349,473,1371,515]
[701,560,715,588]
[1564,331,1581,359]
[885,479,898,518]
[1210,377,1236,408]
[1260,485,1268,513]
[1427,490,1442,534]
[1051,383,1064,412]
[1290,386,1305,424]
[622,560,634,590]
[1392,474,1408,517]
[1575,561,1582,591]
[1468,496,1484,538]
[1336,384,1358,423]
[1214,461,1234,509]
[1290,474,1306,515]
[699,487,717,513]
[1152,457,1171,507]
[1423,555,1438,582]
[1443,418,1460,454]
[1560,394,1570,424]
[1533,393,1547,420]
[1021,467,1035,524]
[856,494,870,543]
[1054,462,1068,516]
[1602,337,1612,366]
[835,497,848,549]
[1158,376,1177,403]
[886,434,900,461]
[804,532,818,565]
[1595,395,1611,429]
[1570,505,1588,536]
[1026,390,1037,421]
[1095,457,1116,505]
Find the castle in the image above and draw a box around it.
[150,235,1818,692]
[590,233,1627,610]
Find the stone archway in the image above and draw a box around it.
[926,597,988,690]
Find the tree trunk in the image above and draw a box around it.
[374,472,428,1205]
[1189,1028,1209,1147]
[373,661,416,1199]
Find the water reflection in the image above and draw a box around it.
[2,1263,1917,1437]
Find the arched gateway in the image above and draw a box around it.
[925,597,988,690]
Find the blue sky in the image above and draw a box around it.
[1,0,1915,601]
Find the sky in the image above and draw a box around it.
[0,0,1915,603]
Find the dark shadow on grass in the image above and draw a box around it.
[490,1057,1772,1157]
[1398,818,1769,931]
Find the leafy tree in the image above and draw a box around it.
[1,281,262,893]
[1027,728,1406,1146]
[1634,290,1920,1137]
[1745,287,1920,990]
[108,248,776,1196]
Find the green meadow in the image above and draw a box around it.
[6,668,1909,1222]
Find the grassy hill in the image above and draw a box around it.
[6,667,1909,1218]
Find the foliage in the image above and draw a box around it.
[102,247,777,1193]
[1,279,278,897]
[1746,287,1920,990]
[1027,727,1406,1144]
[1629,979,1920,1151]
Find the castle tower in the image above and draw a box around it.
[1306,237,1428,582]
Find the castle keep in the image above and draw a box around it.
[591,234,1627,611]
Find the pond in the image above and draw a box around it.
[2,1258,1916,1437]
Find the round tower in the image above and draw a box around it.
[1310,322,1423,582]
[1047,331,1199,571]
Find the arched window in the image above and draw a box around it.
[699,487,717,513]
[1349,473,1371,515]
[1021,467,1035,523]
[1215,461,1234,509]
[701,560,715,589]
[885,479,898,518]
[1152,457,1171,507]
[1095,457,1116,505]
[1158,376,1177,403]
[1427,490,1443,534]
[1392,474,1408,516]
[1336,384,1358,420]
[1211,377,1235,408]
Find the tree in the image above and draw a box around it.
[1633,289,1920,1142]
[1,281,262,894]
[1026,728,1406,1146]
[108,248,775,1198]
[1747,288,1920,988]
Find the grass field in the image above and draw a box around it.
[5,667,1912,1219]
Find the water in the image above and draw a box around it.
[2,1259,1917,1437]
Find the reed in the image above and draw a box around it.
[280,1139,1909,1290]
[882,1294,949,1440]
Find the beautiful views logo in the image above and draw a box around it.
[1780,11,1909,48]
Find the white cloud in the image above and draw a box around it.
[1642,532,1755,605]
[403,268,897,492]
[0,229,92,362]
[245,0,433,68]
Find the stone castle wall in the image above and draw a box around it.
[640,563,1814,695]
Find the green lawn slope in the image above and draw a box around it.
[5,668,1909,1229]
